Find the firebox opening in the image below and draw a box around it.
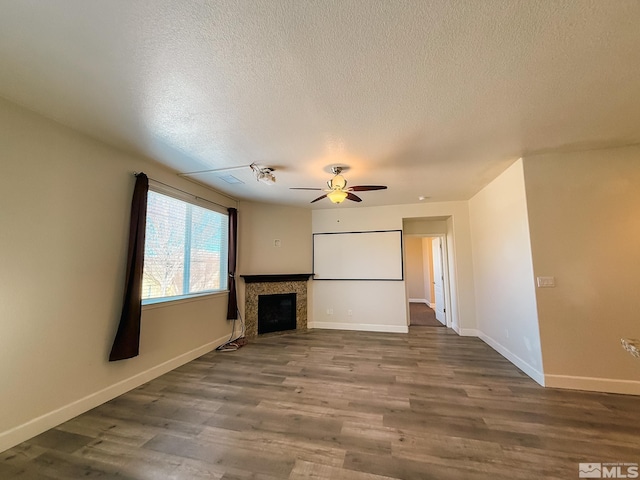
[258,293,296,334]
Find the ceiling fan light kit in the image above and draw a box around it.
[291,165,387,204]
[328,168,348,189]
[327,190,348,204]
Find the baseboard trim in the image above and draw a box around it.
[545,374,640,395]
[477,331,545,386]
[0,334,231,453]
[408,298,428,304]
[308,322,408,334]
[428,302,436,309]
[457,328,478,337]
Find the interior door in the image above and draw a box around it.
[431,237,445,324]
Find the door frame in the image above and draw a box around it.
[431,236,446,325]
[403,233,453,329]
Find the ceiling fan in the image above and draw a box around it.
[290,166,387,204]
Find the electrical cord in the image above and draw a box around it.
[217,307,246,352]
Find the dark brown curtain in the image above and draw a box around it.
[226,207,238,320]
[109,173,149,361]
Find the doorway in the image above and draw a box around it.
[408,302,442,327]
[404,234,449,328]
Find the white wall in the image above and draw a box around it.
[469,159,544,384]
[0,97,237,452]
[523,148,640,394]
[311,202,476,334]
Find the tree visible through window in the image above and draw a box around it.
[142,190,228,302]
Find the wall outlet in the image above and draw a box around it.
[274,239,281,247]
[326,308,333,315]
[348,309,353,316]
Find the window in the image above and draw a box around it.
[142,189,228,303]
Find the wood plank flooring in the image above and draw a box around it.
[2,327,640,479]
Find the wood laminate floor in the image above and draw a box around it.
[2,328,640,479]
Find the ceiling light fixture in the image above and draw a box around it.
[290,165,387,204]
[328,173,347,190]
[327,190,348,204]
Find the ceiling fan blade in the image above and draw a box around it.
[310,194,328,203]
[348,185,388,191]
[346,192,362,202]
[290,187,323,191]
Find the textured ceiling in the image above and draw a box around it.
[1,1,639,208]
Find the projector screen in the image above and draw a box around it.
[313,230,403,280]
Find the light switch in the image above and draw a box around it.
[536,276,555,288]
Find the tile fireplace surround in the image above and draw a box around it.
[241,274,313,337]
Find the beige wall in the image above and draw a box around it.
[237,201,312,275]
[469,159,544,384]
[523,148,640,393]
[0,97,236,451]
[236,201,313,319]
[312,202,476,334]
[405,237,426,300]
[403,219,448,235]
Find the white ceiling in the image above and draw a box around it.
[1,1,639,208]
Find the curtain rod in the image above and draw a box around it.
[133,172,232,210]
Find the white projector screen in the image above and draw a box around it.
[313,230,403,280]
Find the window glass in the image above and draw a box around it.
[142,190,228,302]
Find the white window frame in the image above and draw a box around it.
[142,183,229,306]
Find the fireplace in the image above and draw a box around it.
[241,274,313,337]
[258,293,296,334]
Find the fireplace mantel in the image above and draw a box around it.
[240,273,313,283]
